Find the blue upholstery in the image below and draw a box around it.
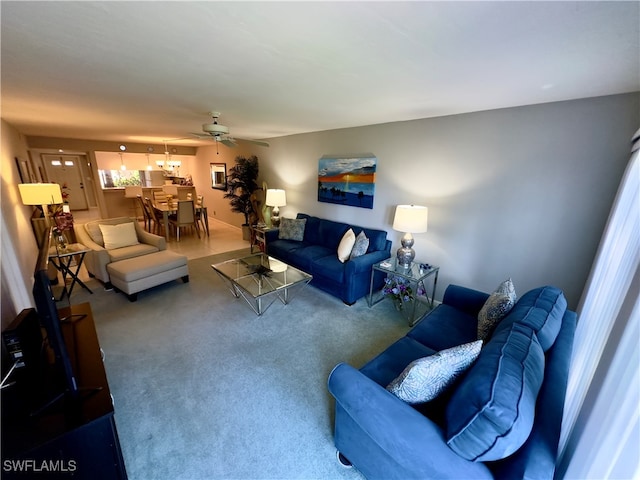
[446,323,545,461]
[266,214,391,304]
[328,284,577,479]
[494,285,567,351]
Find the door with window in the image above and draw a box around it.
[42,155,88,210]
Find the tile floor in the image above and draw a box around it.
[72,208,250,262]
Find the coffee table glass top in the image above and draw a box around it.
[211,253,312,299]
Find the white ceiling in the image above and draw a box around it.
[1,1,638,147]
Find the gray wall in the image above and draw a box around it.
[258,93,639,308]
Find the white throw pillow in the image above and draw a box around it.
[337,228,356,263]
[99,222,140,250]
[387,340,483,404]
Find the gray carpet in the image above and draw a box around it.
[65,249,409,480]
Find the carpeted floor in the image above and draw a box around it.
[65,249,409,479]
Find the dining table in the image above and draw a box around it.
[152,201,209,240]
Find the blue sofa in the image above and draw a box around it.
[265,213,391,305]
[328,284,577,479]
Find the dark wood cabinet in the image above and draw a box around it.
[1,303,127,479]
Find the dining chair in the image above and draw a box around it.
[195,195,208,234]
[145,197,164,235]
[136,195,152,231]
[169,200,200,241]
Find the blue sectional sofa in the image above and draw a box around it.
[328,284,577,479]
[265,213,391,305]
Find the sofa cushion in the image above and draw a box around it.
[99,222,140,250]
[477,278,517,341]
[297,214,321,244]
[108,243,160,263]
[360,336,437,387]
[494,286,567,352]
[349,231,369,259]
[356,227,387,253]
[279,217,306,241]
[337,228,356,263]
[408,304,478,352]
[294,245,334,272]
[85,217,134,247]
[311,254,346,282]
[318,219,350,250]
[446,322,545,462]
[386,340,482,404]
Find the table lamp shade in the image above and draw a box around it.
[393,205,428,233]
[18,183,63,206]
[265,189,286,207]
[392,205,428,267]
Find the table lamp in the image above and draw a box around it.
[18,183,63,227]
[266,189,286,227]
[392,204,428,268]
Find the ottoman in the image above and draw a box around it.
[107,250,189,301]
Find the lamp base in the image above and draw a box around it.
[271,206,280,228]
[396,232,415,268]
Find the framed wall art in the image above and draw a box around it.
[317,154,377,209]
[210,163,227,190]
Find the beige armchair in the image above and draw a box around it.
[74,217,166,287]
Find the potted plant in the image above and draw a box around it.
[224,155,261,240]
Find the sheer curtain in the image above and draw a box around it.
[557,129,640,478]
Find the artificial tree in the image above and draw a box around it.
[224,155,260,239]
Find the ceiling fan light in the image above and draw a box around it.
[202,123,229,135]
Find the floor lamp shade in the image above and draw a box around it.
[18,183,63,206]
[266,189,286,227]
[19,183,63,234]
[392,205,428,267]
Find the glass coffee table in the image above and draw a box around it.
[211,253,312,315]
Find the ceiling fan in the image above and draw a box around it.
[190,112,269,148]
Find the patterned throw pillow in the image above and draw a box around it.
[386,340,483,404]
[337,228,356,263]
[349,231,369,259]
[477,278,517,341]
[278,218,306,241]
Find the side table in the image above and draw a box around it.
[48,243,93,301]
[368,258,440,326]
[250,225,278,253]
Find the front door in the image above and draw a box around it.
[42,155,88,210]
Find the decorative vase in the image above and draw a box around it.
[56,231,68,251]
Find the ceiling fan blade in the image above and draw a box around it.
[220,138,237,147]
[233,137,270,147]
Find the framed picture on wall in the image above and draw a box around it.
[317,154,377,209]
[15,157,33,183]
[210,163,227,190]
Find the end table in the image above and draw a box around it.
[368,258,440,326]
[48,243,93,301]
[250,225,278,253]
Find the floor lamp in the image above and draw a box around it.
[19,183,63,245]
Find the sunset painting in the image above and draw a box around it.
[317,155,377,209]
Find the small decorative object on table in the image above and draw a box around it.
[383,275,425,311]
[53,208,74,252]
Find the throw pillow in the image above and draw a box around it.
[278,217,306,241]
[477,278,517,341]
[349,231,369,260]
[337,228,356,263]
[386,340,483,404]
[99,222,139,250]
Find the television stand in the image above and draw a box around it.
[1,303,127,479]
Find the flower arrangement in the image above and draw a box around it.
[383,275,426,310]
